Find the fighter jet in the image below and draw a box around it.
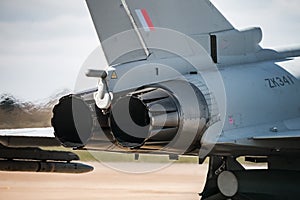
[1,0,300,199]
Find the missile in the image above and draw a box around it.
[0,160,93,173]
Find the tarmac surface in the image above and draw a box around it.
[0,162,207,200]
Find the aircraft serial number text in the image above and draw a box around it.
[265,75,294,88]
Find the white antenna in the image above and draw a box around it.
[121,0,150,57]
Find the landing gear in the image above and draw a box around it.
[200,156,300,200]
[200,156,245,200]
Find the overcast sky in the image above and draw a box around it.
[1,0,300,101]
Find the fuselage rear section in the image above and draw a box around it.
[52,53,300,157]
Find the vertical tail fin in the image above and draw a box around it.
[86,0,262,66]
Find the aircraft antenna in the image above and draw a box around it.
[120,0,150,57]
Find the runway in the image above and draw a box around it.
[0,162,207,200]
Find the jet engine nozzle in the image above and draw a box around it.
[52,94,111,148]
[109,80,210,152]
[110,87,180,148]
[51,95,94,147]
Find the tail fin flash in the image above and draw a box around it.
[125,0,233,35]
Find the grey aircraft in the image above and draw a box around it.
[1,0,300,199]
